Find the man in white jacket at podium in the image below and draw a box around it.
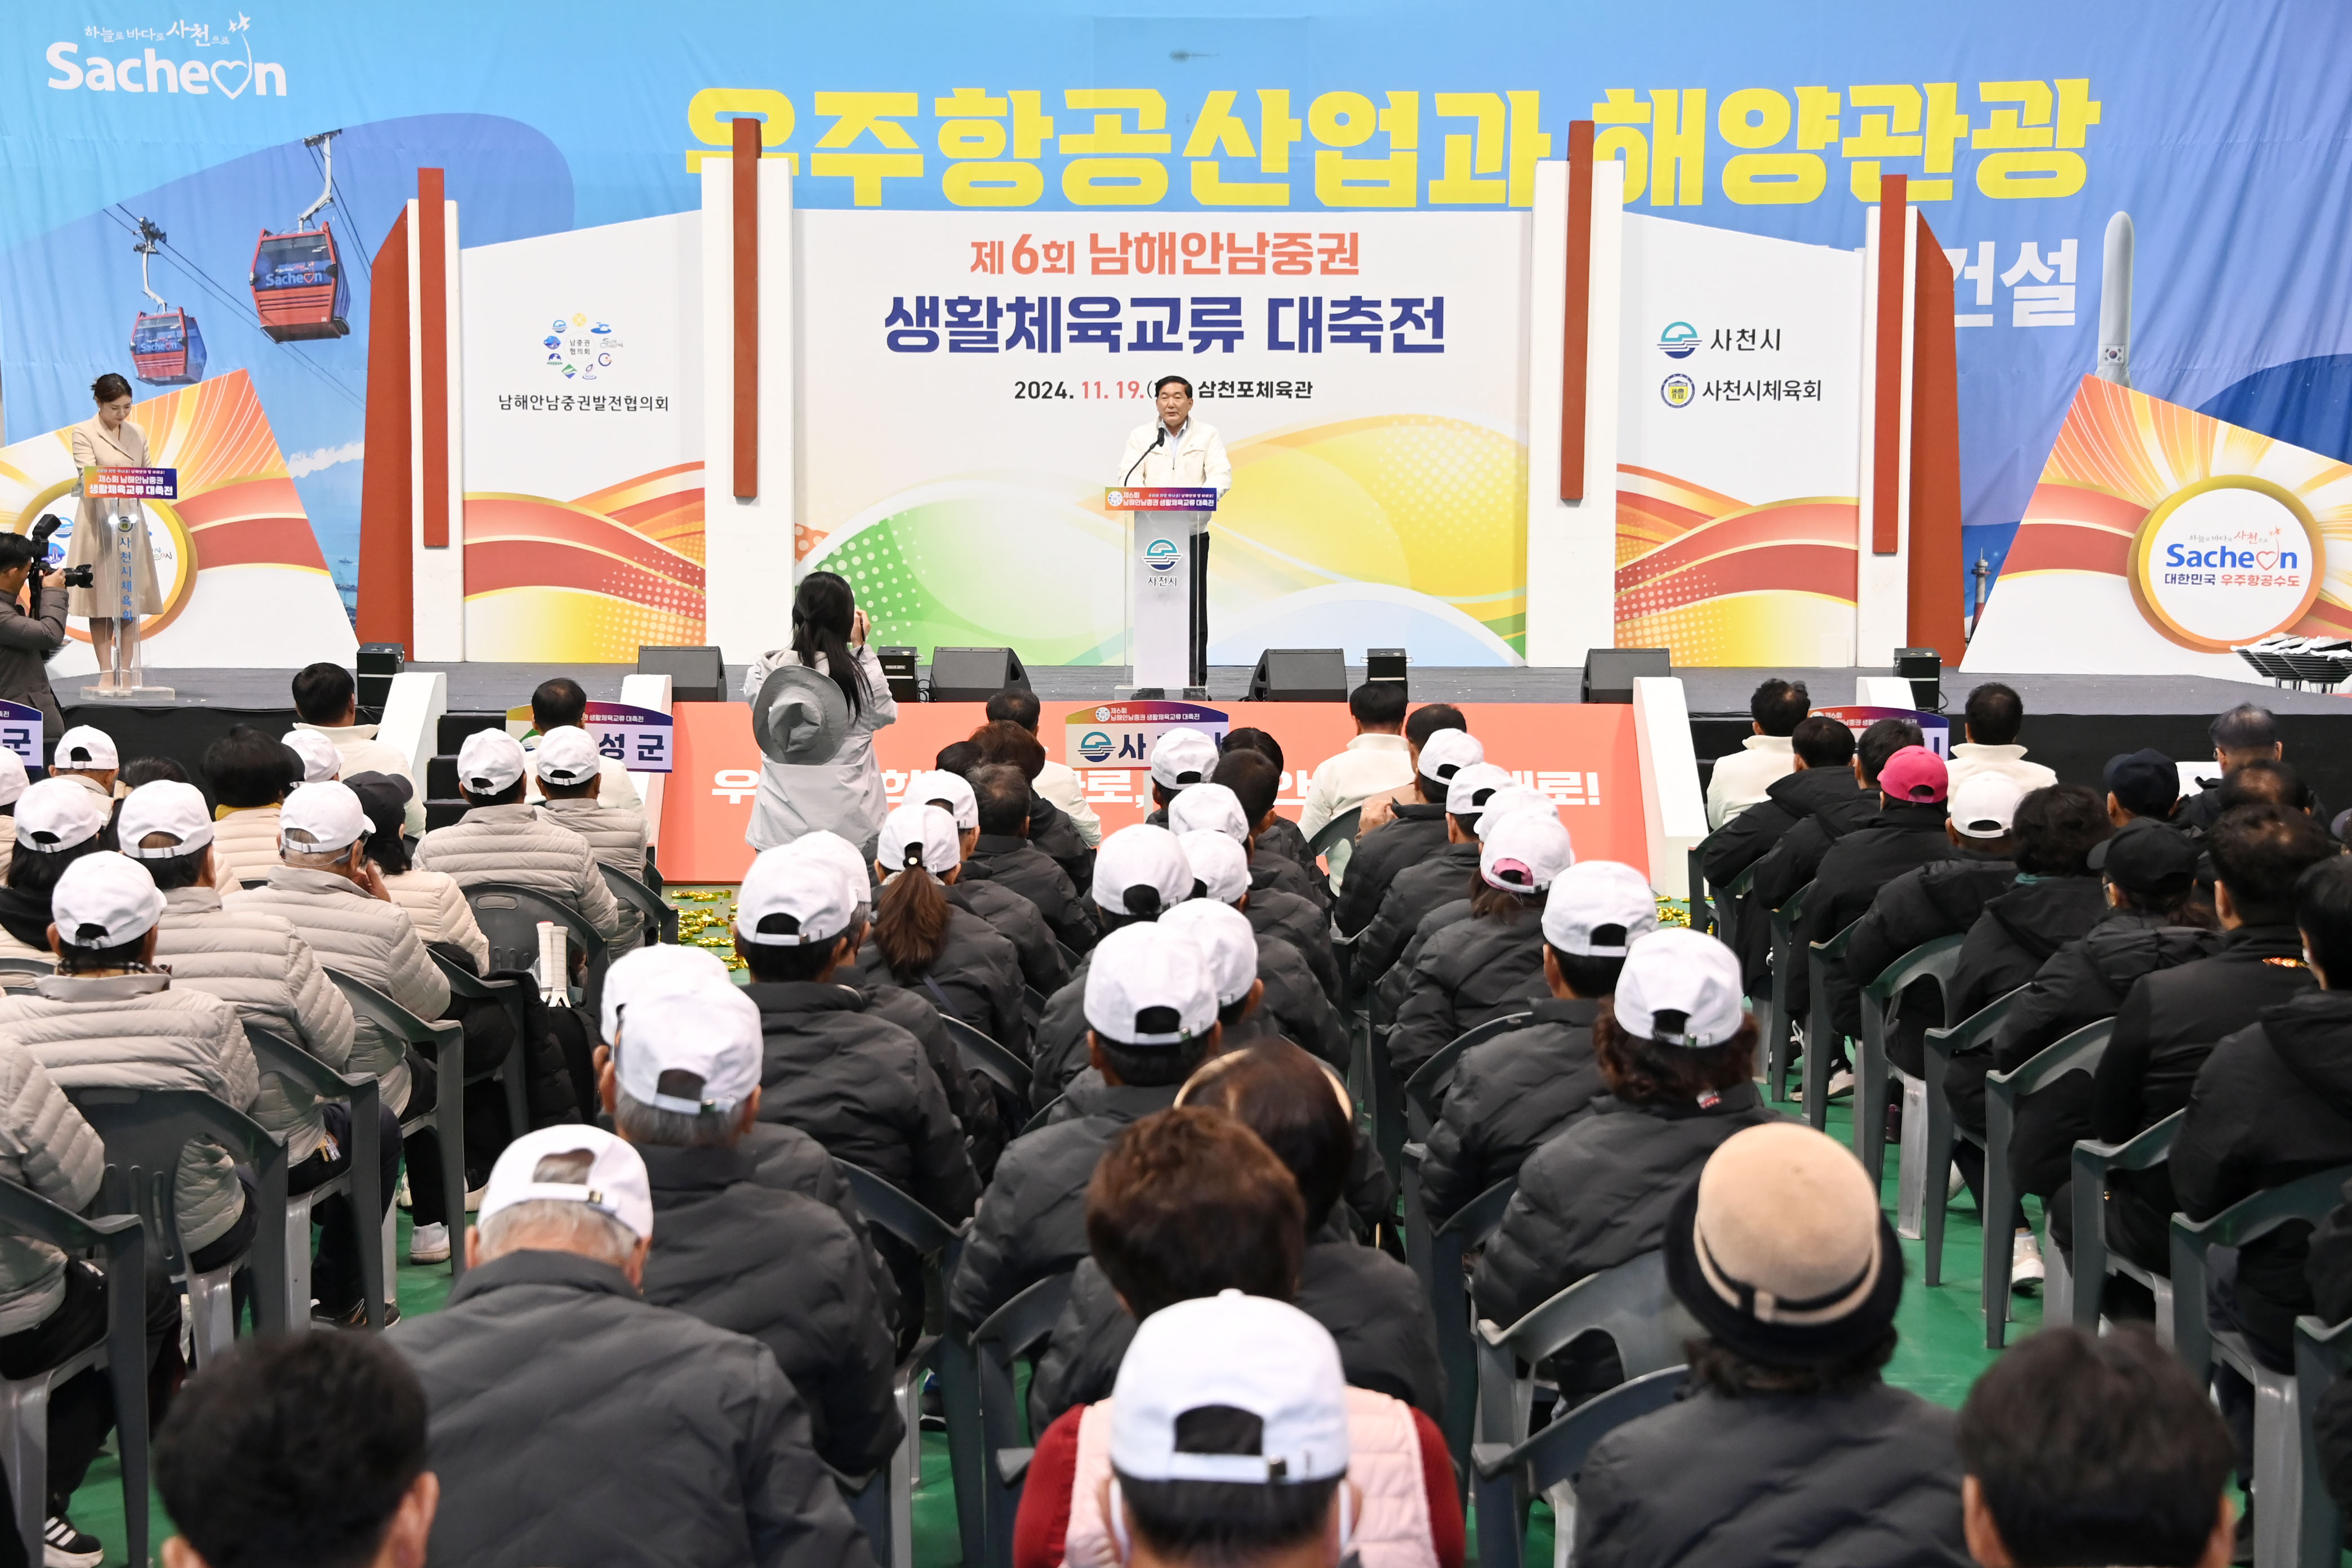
[1119,376,1231,691]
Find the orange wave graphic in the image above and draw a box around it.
[1615,466,1857,664]
[463,465,707,645]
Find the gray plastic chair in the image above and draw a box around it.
[465,883,611,1023]
[244,1024,385,1330]
[1714,862,1758,973]
[66,1086,291,1360]
[1474,1251,1695,1453]
[0,1177,148,1568]
[939,1016,1032,1104]
[1402,1013,1534,1136]
[1402,1155,1515,1500]
[1470,1365,1691,1568]
[2069,1108,2184,1337]
[429,951,531,1138]
[973,1271,1075,1568]
[1916,986,2029,1273]
[1980,1018,2112,1345]
[2171,1165,2352,1568]
[2292,1312,2352,1568]
[1855,934,1965,1191]
[1304,806,1363,872]
[326,969,470,1284]
[602,863,678,946]
[1760,883,1812,1103]
[1802,921,1858,1132]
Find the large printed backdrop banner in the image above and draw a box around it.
[662,701,1643,884]
[4,4,2350,668]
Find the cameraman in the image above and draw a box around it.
[0,528,69,745]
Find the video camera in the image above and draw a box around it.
[25,516,93,590]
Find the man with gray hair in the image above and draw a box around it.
[391,1124,876,1568]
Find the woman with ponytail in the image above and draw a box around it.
[743,571,898,856]
[858,803,1030,1053]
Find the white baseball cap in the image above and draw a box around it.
[1178,830,1251,904]
[280,781,369,856]
[601,942,733,1044]
[1419,727,1485,784]
[1111,1291,1349,1485]
[1159,899,1258,1008]
[1615,927,1747,1048]
[879,802,961,875]
[479,1124,653,1242]
[51,850,164,948]
[1444,763,1514,818]
[1092,823,1193,918]
[1084,920,1218,1045]
[782,831,876,915]
[1950,773,2028,841]
[1167,781,1250,842]
[280,729,340,784]
[614,982,763,1119]
[1480,809,1574,893]
[737,843,861,947]
[0,751,26,808]
[456,728,527,795]
[14,777,107,854]
[533,725,601,787]
[117,780,216,861]
[51,725,118,773]
[1540,861,1656,956]
[910,769,979,833]
[1473,784,1556,839]
[1148,727,1220,791]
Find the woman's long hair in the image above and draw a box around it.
[871,852,952,979]
[791,571,867,719]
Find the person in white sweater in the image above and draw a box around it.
[1707,678,1811,829]
[290,660,429,835]
[1946,681,2059,794]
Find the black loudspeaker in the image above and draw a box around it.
[1581,648,1671,704]
[636,645,727,703]
[877,647,919,704]
[931,647,1030,702]
[1365,646,1409,698]
[354,642,402,719]
[1246,648,1348,702]
[1895,647,1944,712]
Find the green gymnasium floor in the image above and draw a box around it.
[55,1098,2028,1566]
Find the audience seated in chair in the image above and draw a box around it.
[1955,1325,2234,1568]
[1707,678,1810,830]
[1946,684,2057,796]
[2104,746,2185,830]
[959,719,1095,894]
[847,803,1028,1053]
[1704,715,1861,988]
[965,763,1099,956]
[155,1333,437,1568]
[907,768,1071,997]
[530,725,649,876]
[348,772,490,972]
[199,725,301,889]
[953,919,1223,1334]
[278,727,338,785]
[1169,773,1324,916]
[48,728,118,809]
[1030,826,1196,1103]
[1353,703,1477,843]
[0,779,111,975]
[1169,840,1344,1067]
[2179,703,2299,831]
[1747,717,1919,991]
[1574,1120,1968,1568]
[1218,727,1313,871]
[986,685,1103,849]
[1297,681,1413,849]
[519,676,645,813]
[415,729,635,956]
[1353,763,1509,993]
[389,1126,875,1568]
[1388,807,1575,1077]
[289,660,426,832]
[1419,860,1656,1224]
[1191,754,1338,1000]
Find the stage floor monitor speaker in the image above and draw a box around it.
[1582,648,1671,705]
[1895,647,1944,712]
[932,647,1030,702]
[636,645,727,703]
[1247,648,1348,702]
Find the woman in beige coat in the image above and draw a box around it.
[66,373,164,690]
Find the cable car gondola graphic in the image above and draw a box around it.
[127,216,207,386]
[251,129,351,341]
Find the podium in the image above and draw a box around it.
[1108,487,1218,694]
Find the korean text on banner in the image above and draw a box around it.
[1105,487,1221,512]
[1065,701,1231,769]
[0,703,42,770]
[80,466,177,501]
[1812,705,1951,756]
[584,701,675,773]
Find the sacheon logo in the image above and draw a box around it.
[47,16,287,99]
[1657,321,1699,359]
[1077,730,1116,763]
[1144,537,1180,571]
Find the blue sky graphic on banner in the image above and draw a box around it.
[2,1,2349,618]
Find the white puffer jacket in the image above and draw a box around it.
[226,868,448,1113]
[535,798,649,877]
[153,885,357,1162]
[211,805,284,888]
[0,1044,104,1337]
[416,803,636,954]
[381,868,491,972]
[0,974,257,1253]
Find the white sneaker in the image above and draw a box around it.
[1825,1069,1855,1101]
[409,1222,451,1264]
[44,1513,101,1568]
[2011,1229,2045,1296]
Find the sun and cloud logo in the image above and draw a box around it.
[1658,322,1699,359]
[1661,374,1695,408]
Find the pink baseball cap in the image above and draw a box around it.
[1877,745,1948,804]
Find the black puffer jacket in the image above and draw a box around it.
[949,877,1071,998]
[1239,930,1350,1067]
[1471,1084,1784,1328]
[859,981,980,1134]
[1375,897,1473,1018]
[1573,1381,1968,1568]
[1388,910,1551,1077]
[1252,845,1328,912]
[1705,763,1875,887]
[1358,843,1479,991]
[1027,795,1094,894]
[1030,951,1097,1110]
[1418,998,1606,1224]
[966,833,1098,955]
[1940,876,2112,1133]
[946,1077,1181,1332]
[2174,991,2352,1357]
[394,1249,875,1568]
[1740,769,1882,988]
[1257,813,1313,870]
[1839,855,2016,1055]
[1246,879,1340,1001]
[1335,804,1451,937]
[1027,1238,1445,1432]
[848,903,1028,1055]
[740,1121,903,1330]
[639,1143,904,1477]
[1789,801,1959,1024]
